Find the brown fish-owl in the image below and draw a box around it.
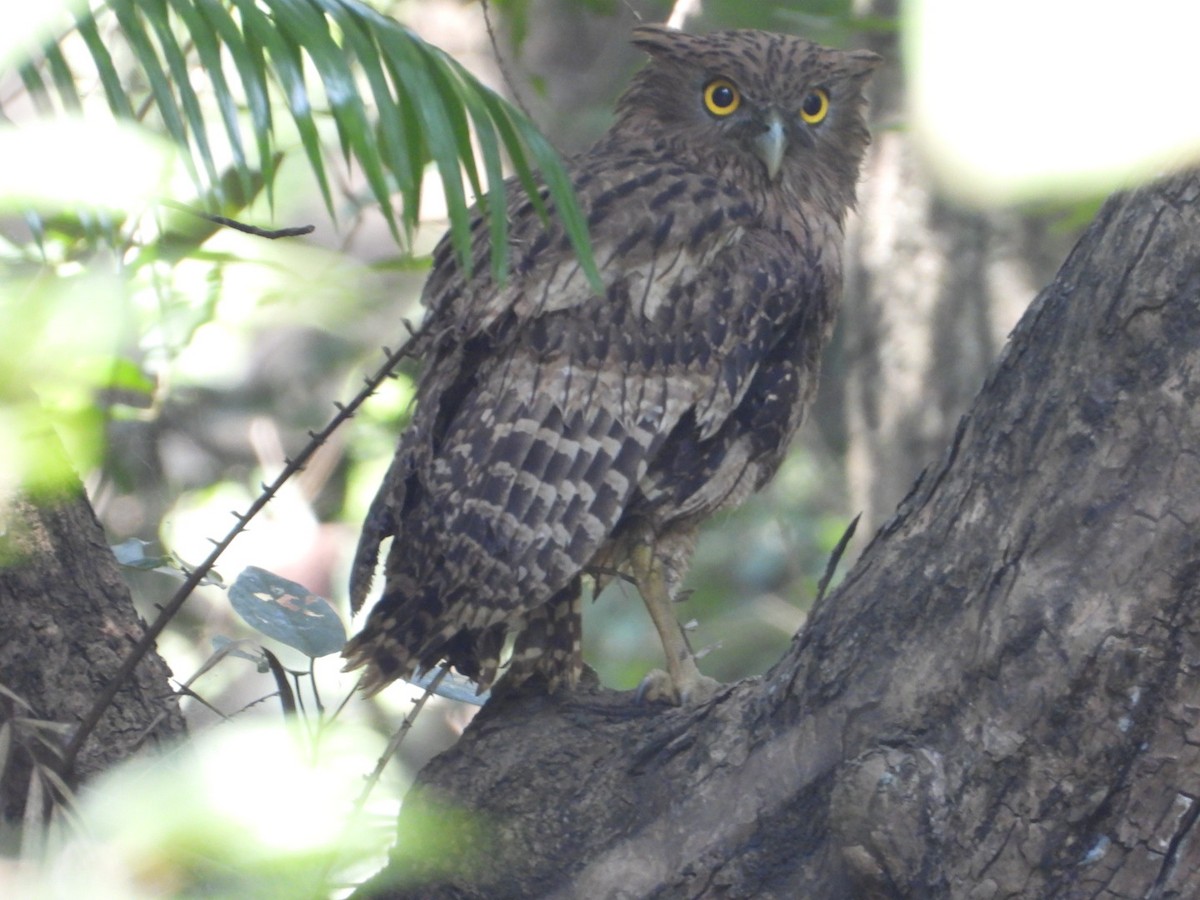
[343,25,879,702]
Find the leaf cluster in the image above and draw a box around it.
[13,0,598,284]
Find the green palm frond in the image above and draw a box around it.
[12,0,599,287]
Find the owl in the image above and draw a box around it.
[343,25,880,703]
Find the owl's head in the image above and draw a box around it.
[614,26,880,219]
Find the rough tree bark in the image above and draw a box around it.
[0,426,186,823]
[358,172,1200,898]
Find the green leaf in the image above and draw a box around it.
[438,53,508,282]
[276,0,399,239]
[17,61,53,115]
[373,19,473,272]
[520,121,601,293]
[108,0,202,191]
[318,0,417,242]
[17,0,599,289]
[139,0,222,201]
[228,566,347,658]
[421,44,484,210]
[73,10,136,119]
[42,40,82,113]
[165,0,252,200]
[480,89,601,293]
[195,0,277,204]
[231,0,334,216]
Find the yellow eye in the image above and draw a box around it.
[800,88,829,125]
[703,79,741,117]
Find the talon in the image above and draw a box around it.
[635,666,721,705]
[635,668,676,704]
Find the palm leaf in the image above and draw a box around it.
[14,0,600,287]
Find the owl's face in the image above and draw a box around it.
[614,26,880,215]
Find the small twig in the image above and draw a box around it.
[317,668,449,894]
[201,214,314,239]
[816,513,861,605]
[61,335,428,780]
[479,0,534,121]
[161,200,314,239]
[360,667,447,803]
[224,691,285,719]
[172,682,230,721]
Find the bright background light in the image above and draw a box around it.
[909,0,1200,201]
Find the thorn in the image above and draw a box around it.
[381,346,393,356]
[231,510,245,520]
[333,401,347,412]
[208,537,220,547]
[261,482,271,492]
[401,319,416,335]
[307,430,319,439]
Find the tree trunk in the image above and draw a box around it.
[359,171,1200,898]
[0,425,186,824]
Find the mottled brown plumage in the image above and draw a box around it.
[343,25,879,700]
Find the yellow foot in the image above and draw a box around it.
[635,666,722,705]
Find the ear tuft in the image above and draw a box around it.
[839,48,884,78]
[630,24,688,59]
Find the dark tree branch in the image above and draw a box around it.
[360,172,1200,898]
[199,215,314,239]
[160,200,315,239]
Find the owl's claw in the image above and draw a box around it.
[635,666,721,705]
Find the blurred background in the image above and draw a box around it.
[13,0,1198,892]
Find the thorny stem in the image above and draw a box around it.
[361,668,447,808]
[317,667,449,893]
[60,335,425,779]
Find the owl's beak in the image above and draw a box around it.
[753,111,787,181]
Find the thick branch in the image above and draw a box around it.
[363,171,1200,899]
[0,428,186,821]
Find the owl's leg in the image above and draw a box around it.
[630,534,721,704]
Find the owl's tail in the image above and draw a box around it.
[342,579,584,696]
